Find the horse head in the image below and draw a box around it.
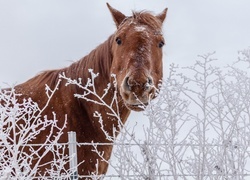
[107,3,167,111]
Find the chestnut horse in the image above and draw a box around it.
[3,3,167,178]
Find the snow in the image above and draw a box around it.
[134,26,147,32]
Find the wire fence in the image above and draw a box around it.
[2,131,250,179]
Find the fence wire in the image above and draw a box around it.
[2,140,250,179]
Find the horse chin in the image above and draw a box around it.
[125,102,148,112]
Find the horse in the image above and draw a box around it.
[1,3,167,178]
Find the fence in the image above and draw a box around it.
[2,51,250,179]
[2,130,250,179]
[67,132,250,179]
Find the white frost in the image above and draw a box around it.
[134,26,146,32]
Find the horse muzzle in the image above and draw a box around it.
[120,75,155,111]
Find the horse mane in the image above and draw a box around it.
[21,35,114,92]
[67,35,114,80]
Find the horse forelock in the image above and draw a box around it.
[118,11,163,33]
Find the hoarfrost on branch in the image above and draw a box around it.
[2,48,250,179]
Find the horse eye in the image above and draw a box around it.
[116,37,122,45]
[158,41,165,48]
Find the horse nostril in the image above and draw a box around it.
[124,76,153,92]
[148,77,153,85]
[144,77,153,90]
[124,76,131,91]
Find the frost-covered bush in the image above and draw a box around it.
[0,83,74,179]
[2,48,250,179]
[64,48,250,179]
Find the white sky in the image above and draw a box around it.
[0,0,250,176]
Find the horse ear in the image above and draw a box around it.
[156,8,168,24]
[107,3,126,27]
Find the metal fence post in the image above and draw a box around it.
[68,131,78,179]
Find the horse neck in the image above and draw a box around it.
[65,34,131,134]
[67,35,114,84]
[64,34,127,110]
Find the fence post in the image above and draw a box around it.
[68,131,78,179]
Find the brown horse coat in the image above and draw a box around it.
[2,3,167,177]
